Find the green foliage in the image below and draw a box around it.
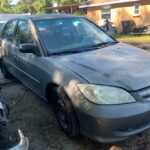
[0,0,12,13]
[14,0,35,14]
[14,0,52,14]
[0,0,84,14]
[115,34,150,42]
[51,0,82,5]
[33,0,52,14]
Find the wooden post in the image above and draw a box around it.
[71,5,72,14]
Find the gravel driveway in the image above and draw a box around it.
[0,44,150,150]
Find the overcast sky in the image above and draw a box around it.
[11,0,19,5]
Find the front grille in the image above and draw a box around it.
[137,87,150,101]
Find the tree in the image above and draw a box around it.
[14,0,36,14]
[51,0,83,5]
[0,0,12,13]
[33,0,52,14]
[14,0,52,14]
[13,0,84,14]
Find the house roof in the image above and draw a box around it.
[44,4,79,11]
[79,0,140,8]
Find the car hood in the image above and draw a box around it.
[55,43,150,91]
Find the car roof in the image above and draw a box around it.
[12,14,82,21]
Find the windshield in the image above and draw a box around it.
[35,17,115,54]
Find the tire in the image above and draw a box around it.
[0,60,13,79]
[51,87,79,138]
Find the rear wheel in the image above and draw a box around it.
[51,87,79,137]
[0,60,13,79]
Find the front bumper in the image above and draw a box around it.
[76,99,150,143]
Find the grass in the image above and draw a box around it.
[114,34,150,42]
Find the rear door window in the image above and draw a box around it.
[1,20,18,43]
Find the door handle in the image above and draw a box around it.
[13,55,19,61]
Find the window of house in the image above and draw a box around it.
[101,6,111,20]
[134,4,140,16]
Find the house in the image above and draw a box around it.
[44,4,80,14]
[80,0,150,33]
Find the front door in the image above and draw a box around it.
[13,20,43,95]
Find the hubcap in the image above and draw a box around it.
[57,98,69,129]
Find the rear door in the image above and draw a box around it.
[1,20,18,74]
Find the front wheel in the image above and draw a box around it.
[52,87,79,138]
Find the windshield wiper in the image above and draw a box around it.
[79,41,118,51]
[48,42,118,56]
[48,50,81,56]
[88,41,118,49]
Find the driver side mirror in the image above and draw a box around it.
[19,44,39,55]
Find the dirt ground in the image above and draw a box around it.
[0,44,150,150]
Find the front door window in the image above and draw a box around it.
[15,20,35,47]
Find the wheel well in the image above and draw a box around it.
[45,83,58,103]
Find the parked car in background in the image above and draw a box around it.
[0,14,30,33]
[0,14,150,143]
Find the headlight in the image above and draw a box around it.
[77,84,135,104]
